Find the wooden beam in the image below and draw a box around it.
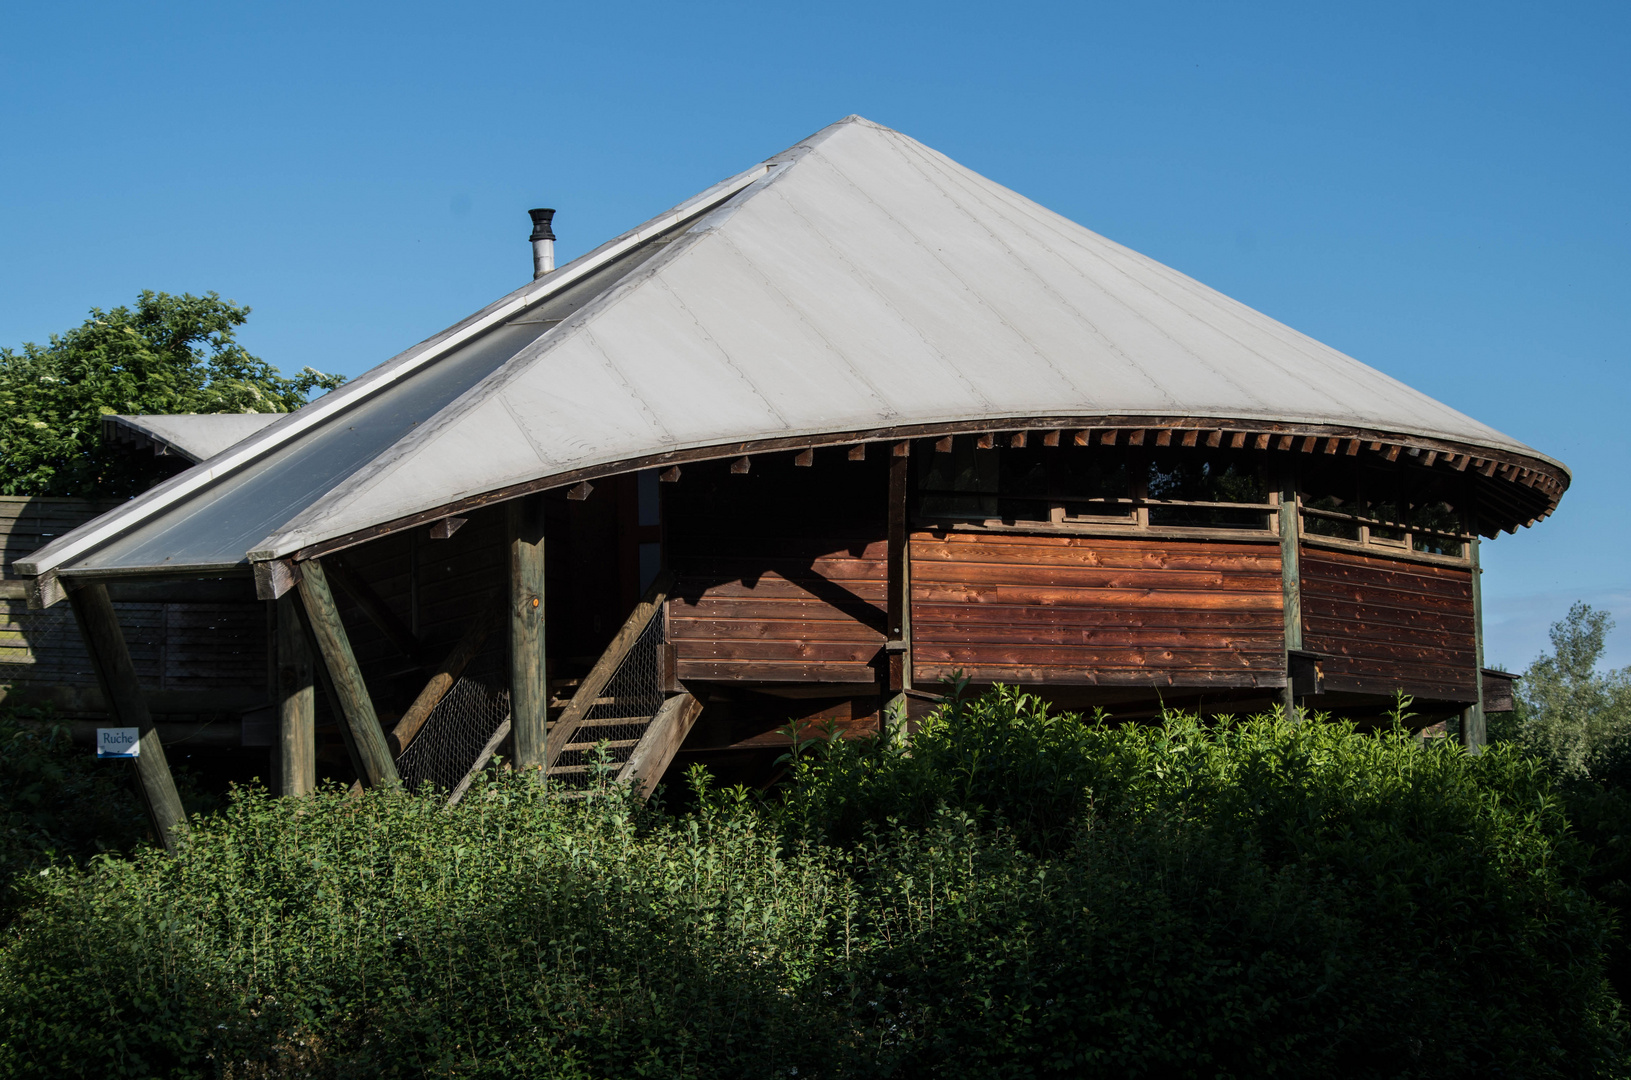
[1277,435,1294,451]
[1072,429,1090,446]
[446,718,511,808]
[1277,476,1303,719]
[1100,430,1119,446]
[1255,433,1271,450]
[1205,430,1223,448]
[661,465,683,480]
[894,440,912,457]
[1042,430,1060,447]
[887,447,910,694]
[67,583,189,851]
[325,556,424,665]
[619,693,704,801]
[793,449,813,467]
[1345,439,1361,456]
[1421,450,1438,468]
[1229,431,1246,449]
[546,571,673,766]
[1126,429,1145,446]
[295,559,400,789]
[253,558,300,600]
[1154,429,1173,447]
[428,517,466,540]
[730,455,751,474]
[507,492,547,771]
[848,444,867,461]
[567,481,593,500]
[275,592,316,797]
[975,433,995,450]
[392,594,502,758]
[1384,445,1401,463]
[1463,535,1487,753]
[1181,430,1199,448]
[1299,436,1318,453]
[1323,438,1340,455]
[1009,431,1027,448]
[933,436,953,453]
[1367,441,1383,452]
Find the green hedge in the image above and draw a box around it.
[0,689,1623,1078]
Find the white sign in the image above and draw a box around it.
[96,727,141,759]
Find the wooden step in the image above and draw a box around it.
[560,738,641,753]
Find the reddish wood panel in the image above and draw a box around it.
[671,540,887,683]
[1299,546,1477,701]
[911,533,1285,688]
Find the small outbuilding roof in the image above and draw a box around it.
[103,413,283,464]
[20,116,1566,587]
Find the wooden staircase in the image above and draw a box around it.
[447,572,701,805]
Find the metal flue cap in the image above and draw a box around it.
[528,208,557,242]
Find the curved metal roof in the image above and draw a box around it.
[20,115,1565,583]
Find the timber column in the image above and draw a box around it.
[1277,474,1303,718]
[885,443,912,710]
[67,582,189,851]
[275,592,316,795]
[1462,535,1488,752]
[508,494,548,772]
[296,558,400,789]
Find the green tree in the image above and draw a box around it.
[1509,603,1631,779]
[0,290,342,498]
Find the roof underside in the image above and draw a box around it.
[21,116,1566,581]
[104,413,283,464]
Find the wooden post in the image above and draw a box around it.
[508,494,548,772]
[886,446,911,698]
[295,558,400,789]
[67,582,189,851]
[1462,536,1488,752]
[1278,475,1303,718]
[275,592,316,796]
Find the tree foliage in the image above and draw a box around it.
[1505,603,1631,779]
[0,291,342,498]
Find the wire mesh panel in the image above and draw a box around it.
[552,612,666,789]
[397,635,511,794]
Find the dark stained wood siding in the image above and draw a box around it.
[1,497,266,696]
[910,532,1286,688]
[1299,546,1477,701]
[670,539,887,683]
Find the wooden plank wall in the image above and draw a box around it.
[1,497,265,694]
[1299,546,1477,701]
[670,538,887,683]
[910,533,1286,688]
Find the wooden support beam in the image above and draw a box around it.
[1009,431,1027,448]
[1126,429,1145,446]
[428,517,466,540]
[887,447,911,694]
[1421,450,1438,468]
[1205,430,1223,448]
[1463,535,1487,753]
[446,718,511,808]
[253,558,300,600]
[1299,436,1318,453]
[1099,430,1119,446]
[1345,439,1361,456]
[1384,445,1401,463]
[1277,434,1294,451]
[275,592,315,797]
[546,571,673,766]
[1277,477,1303,719]
[934,436,954,453]
[507,494,547,771]
[661,465,683,481]
[295,559,399,790]
[848,444,867,461]
[793,449,813,467]
[1229,431,1246,449]
[619,693,704,801]
[1367,441,1383,452]
[67,582,189,851]
[730,455,751,474]
[1155,429,1173,447]
[975,433,995,450]
[1254,433,1271,450]
[1073,429,1091,446]
[1323,438,1340,455]
[894,440,912,457]
[1042,430,1060,447]
[325,556,424,665]
[1180,430,1199,448]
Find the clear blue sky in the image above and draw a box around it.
[3,1,1627,670]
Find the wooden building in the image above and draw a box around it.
[17,117,1563,839]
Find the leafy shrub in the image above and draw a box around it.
[0,691,1623,1078]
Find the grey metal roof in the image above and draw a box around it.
[20,115,1563,581]
[103,413,283,463]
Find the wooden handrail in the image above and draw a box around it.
[544,570,672,767]
[390,592,501,757]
